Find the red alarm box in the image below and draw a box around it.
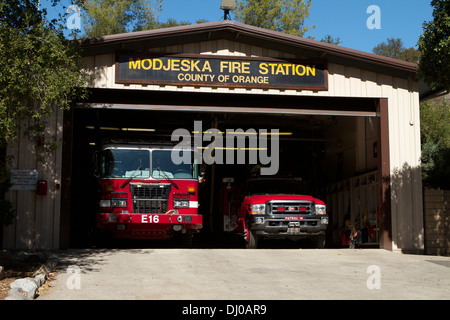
[36,180,47,196]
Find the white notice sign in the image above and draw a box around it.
[10,170,38,191]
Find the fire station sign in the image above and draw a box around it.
[116,54,328,91]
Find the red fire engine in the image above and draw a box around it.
[94,144,203,246]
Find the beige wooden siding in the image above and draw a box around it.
[4,107,63,250]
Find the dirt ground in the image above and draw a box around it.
[0,251,42,300]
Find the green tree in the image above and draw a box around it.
[234,0,315,37]
[158,18,208,29]
[373,37,405,58]
[417,0,450,188]
[420,99,450,189]
[320,34,342,45]
[420,99,450,147]
[0,0,89,147]
[373,37,420,63]
[82,0,163,37]
[0,0,89,226]
[397,47,421,64]
[418,0,450,91]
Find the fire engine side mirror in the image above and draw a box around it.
[93,151,100,178]
[198,165,206,183]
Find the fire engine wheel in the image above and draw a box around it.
[180,233,193,248]
[246,228,258,249]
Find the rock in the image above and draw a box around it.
[6,287,29,300]
[5,294,28,300]
[8,287,23,295]
[10,278,38,299]
[34,273,47,287]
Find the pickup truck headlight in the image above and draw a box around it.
[251,204,265,215]
[315,204,326,215]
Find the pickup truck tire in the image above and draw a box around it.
[314,235,326,249]
[246,228,259,249]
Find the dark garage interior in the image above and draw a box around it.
[64,88,380,249]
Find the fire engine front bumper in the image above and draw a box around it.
[97,213,202,238]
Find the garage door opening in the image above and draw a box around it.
[64,99,381,249]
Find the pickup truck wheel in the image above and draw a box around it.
[315,235,326,249]
[246,228,258,249]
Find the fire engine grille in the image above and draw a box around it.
[267,201,314,215]
[130,183,171,214]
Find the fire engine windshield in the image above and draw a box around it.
[99,148,150,178]
[151,150,196,179]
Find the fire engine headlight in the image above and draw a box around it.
[251,204,265,215]
[315,204,326,215]
[173,200,189,208]
[111,199,127,207]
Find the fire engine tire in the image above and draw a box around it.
[246,229,258,249]
[180,233,193,248]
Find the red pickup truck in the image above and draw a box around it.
[239,178,328,249]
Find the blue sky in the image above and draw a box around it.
[158,0,434,53]
[45,0,434,54]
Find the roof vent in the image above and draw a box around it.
[220,0,236,20]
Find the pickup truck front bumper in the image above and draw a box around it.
[250,215,328,239]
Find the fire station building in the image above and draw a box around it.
[3,21,427,253]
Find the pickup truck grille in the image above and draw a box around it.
[267,201,314,215]
[130,183,171,214]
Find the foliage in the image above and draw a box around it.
[420,99,450,189]
[0,0,90,147]
[0,148,14,225]
[81,0,163,37]
[397,48,421,64]
[234,0,315,37]
[421,141,450,189]
[157,18,208,29]
[420,99,450,147]
[320,34,342,45]
[373,37,404,58]
[372,37,420,63]
[0,0,90,224]
[418,0,450,91]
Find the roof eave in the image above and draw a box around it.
[79,20,418,76]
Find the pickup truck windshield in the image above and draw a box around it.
[248,179,306,195]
